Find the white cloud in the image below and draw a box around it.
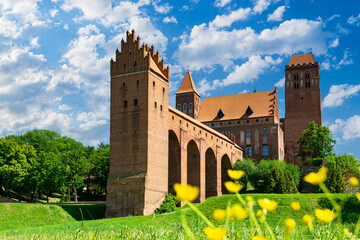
[49,8,59,18]
[267,6,285,22]
[253,0,271,14]
[323,84,360,107]
[163,16,177,24]
[328,14,340,22]
[210,8,251,28]
[330,115,360,140]
[321,59,331,70]
[175,19,329,70]
[329,38,339,48]
[337,48,353,68]
[275,77,285,88]
[63,24,69,30]
[154,3,172,14]
[214,0,232,7]
[348,14,360,26]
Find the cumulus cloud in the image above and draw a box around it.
[214,0,232,7]
[267,6,285,22]
[329,38,339,48]
[154,3,172,14]
[163,16,177,24]
[275,77,285,88]
[330,115,360,140]
[253,0,271,14]
[323,84,360,107]
[210,8,251,28]
[175,19,329,70]
[49,9,59,18]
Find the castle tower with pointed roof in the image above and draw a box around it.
[175,72,201,120]
[284,53,322,165]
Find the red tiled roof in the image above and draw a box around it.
[175,72,200,96]
[289,53,315,65]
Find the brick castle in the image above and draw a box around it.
[106,30,322,218]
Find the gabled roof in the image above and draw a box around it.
[198,90,276,122]
[175,72,200,96]
[289,53,316,66]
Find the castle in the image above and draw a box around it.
[105,30,322,218]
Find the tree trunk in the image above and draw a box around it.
[47,191,49,203]
[30,192,34,202]
[18,192,22,203]
[73,184,78,202]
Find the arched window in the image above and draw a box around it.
[263,128,267,137]
[183,103,187,113]
[177,104,181,111]
[189,103,193,112]
[262,145,269,156]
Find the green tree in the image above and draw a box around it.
[90,143,110,194]
[232,158,257,191]
[326,168,346,193]
[297,121,336,161]
[325,154,360,178]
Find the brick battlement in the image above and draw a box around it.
[285,62,319,70]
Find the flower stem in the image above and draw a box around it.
[180,210,196,240]
[263,219,276,240]
[235,193,262,236]
[186,201,214,227]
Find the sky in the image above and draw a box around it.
[0,0,359,159]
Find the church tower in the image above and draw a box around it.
[106,30,170,217]
[175,72,201,119]
[284,53,322,165]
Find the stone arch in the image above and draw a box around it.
[221,154,232,194]
[205,147,217,198]
[187,140,200,202]
[168,130,181,194]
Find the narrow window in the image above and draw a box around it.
[123,63,126,68]
[155,101,157,108]
[306,81,311,88]
[134,99,138,107]
[294,74,298,80]
[181,96,184,101]
[123,82,125,87]
[187,96,189,100]
[305,73,310,79]
[163,87,165,95]
[294,82,299,89]
[177,104,181,111]
[183,103,187,113]
[124,100,128,108]
[246,129,250,138]
[245,147,252,157]
[160,105,163,111]
[153,81,155,87]
[263,128,267,137]
[262,145,269,156]
[230,131,235,137]
[137,80,139,87]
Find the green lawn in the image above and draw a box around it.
[0,194,357,239]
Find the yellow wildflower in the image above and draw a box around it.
[224,181,242,193]
[204,227,227,240]
[349,177,358,187]
[355,192,360,202]
[229,204,248,220]
[252,236,269,240]
[213,209,226,221]
[291,202,301,211]
[358,166,360,172]
[89,232,93,236]
[302,214,314,226]
[227,169,245,180]
[315,208,336,223]
[246,196,255,206]
[304,167,328,185]
[256,209,266,223]
[285,218,296,234]
[258,198,278,211]
[173,183,199,202]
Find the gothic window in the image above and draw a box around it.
[294,82,299,89]
[177,104,181,111]
[217,109,225,119]
[137,80,139,87]
[262,145,269,156]
[183,103,187,113]
[153,81,155,87]
[246,106,253,116]
[160,105,163,111]
[134,99,138,107]
[305,73,310,79]
[245,147,252,157]
[155,101,157,108]
[306,81,311,88]
[246,129,250,138]
[294,74,298,80]
[124,100,128,108]
[263,128,267,137]
[189,103,193,112]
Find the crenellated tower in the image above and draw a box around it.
[106,30,170,217]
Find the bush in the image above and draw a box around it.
[284,170,298,193]
[232,159,257,190]
[266,167,298,193]
[325,154,360,178]
[326,168,346,193]
[154,193,178,214]
[318,195,360,223]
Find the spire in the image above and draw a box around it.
[175,72,200,97]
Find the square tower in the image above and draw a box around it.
[284,53,322,165]
[106,30,170,217]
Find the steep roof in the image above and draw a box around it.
[289,53,316,66]
[175,72,200,96]
[198,90,276,122]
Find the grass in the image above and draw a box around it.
[0,193,357,239]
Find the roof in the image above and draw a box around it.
[289,53,316,66]
[149,55,167,80]
[198,90,276,122]
[175,72,200,96]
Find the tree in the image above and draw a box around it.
[232,158,257,191]
[297,121,336,161]
[326,168,346,193]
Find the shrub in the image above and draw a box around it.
[154,193,178,214]
[326,168,346,193]
[232,158,257,190]
[266,167,298,193]
[284,170,298,193]
[318,195,360,223]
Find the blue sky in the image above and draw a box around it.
[0,0,359,159]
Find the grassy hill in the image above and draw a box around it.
[0,194,354,239]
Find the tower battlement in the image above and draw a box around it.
[110,29,169,80]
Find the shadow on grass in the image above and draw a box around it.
[58,204,106,221]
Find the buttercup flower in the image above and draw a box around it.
[291,202,301,211]
[256,209,266,223]
[252,236,269,240]
[246,196,255,206]
[315,208,336,223]
[356,192,360,202]
[173,183,199,202]
[227,169,245,180]
[224,181,242,193]
[285,218,296,234]
[349,177,358,187]
[213,209,226,221]
[304,167,328,185]
[229,204,248,220]
[302,214,314,226]
[258,198,278,211]
[204,227,227,240]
